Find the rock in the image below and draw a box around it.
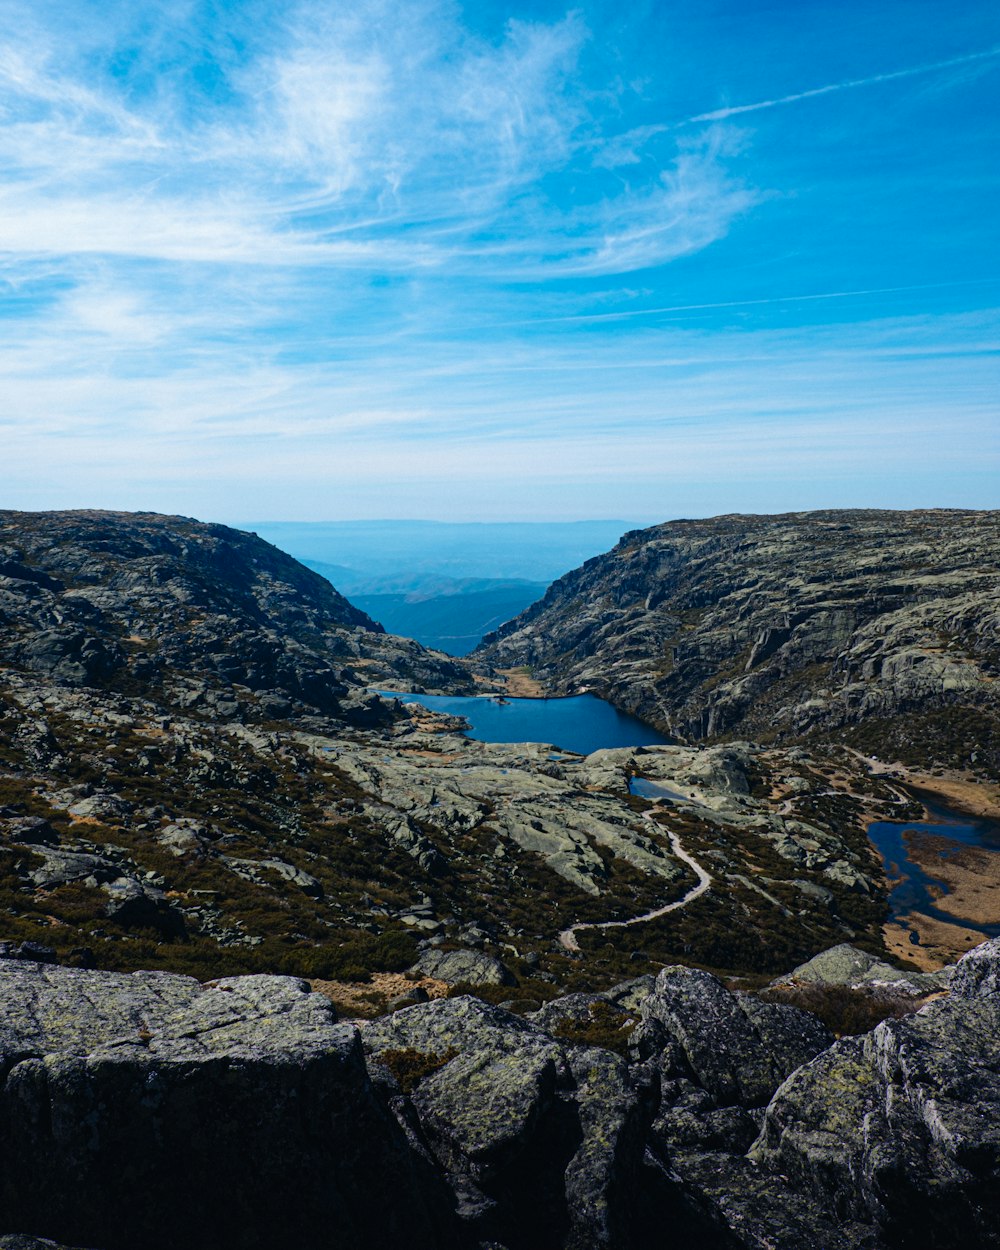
[751,940,1000,1248]
[778,942,952,994]
[414,948,518,988]
[361,995,709,1249]
[0,1238,101,1250]
[0,943,57,965]
[101,877,186,938]
[0,962,456,1250]
[0,817,57,846]
[950,935,1000,998]
[639,966,833,1107]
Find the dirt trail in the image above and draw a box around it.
[559,811,712,953]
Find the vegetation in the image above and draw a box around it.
[757,982,927,1037]
[551,1000,637,1055]
[379,1046,458,1094]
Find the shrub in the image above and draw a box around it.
[757,982,925,1037]
[551,1000,637,1055]
[379,1047,458,1094]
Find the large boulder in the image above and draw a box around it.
[778,943,951,995]
[361,995,723,1249]
[0,962,456,1250]
[637,966,833,1107]
[414,947,517,987]
[751,937,1000,1248]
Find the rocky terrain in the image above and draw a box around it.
[475,509,1000,777]
[2,507,999,1247]
[0,937,995,1249]
[0,509,918,989]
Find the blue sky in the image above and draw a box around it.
[1,0,997,521]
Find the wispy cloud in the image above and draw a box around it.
[686,45,1000,123]
[594,45,1000,168]
[0,1,752,278]
[0,1,996,521]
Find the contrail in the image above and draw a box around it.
[686,46,1000,123]
[518,279,999,326]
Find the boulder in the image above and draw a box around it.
[361,995,712,1249]
[414,947,517,988]
[638,966,833,1107]
[752,938,1000,1248]
[0,962,456,1250]
[779,943,951,994]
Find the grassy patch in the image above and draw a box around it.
[757,982,926,1037]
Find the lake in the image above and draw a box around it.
[867,793,1000,939]
[375,691,672,756]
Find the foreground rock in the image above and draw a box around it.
[3,940,1000,1248]
[752,949,1000,1248]
[0,962,456,1250]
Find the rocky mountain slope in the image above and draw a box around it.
[0,509,472,718]
[0,509,913,988]
[475,509,1000,775]
[0,937,996,1249]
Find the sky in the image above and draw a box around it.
[1,0,998,522]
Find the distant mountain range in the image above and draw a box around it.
[237,520,635,652]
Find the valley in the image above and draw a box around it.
[1,505,999,1250]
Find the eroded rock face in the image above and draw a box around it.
[474,510,1000,771]
[0,509,472,720]
[752,938,1000,1249]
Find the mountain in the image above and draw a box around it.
[3,508,1000,1249]
[475,509,1000,777]
[0,508,913,987]
[348,579,547,655]
[0,509,471,718]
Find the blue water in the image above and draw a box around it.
[867,793,1000,939]
[375,691,672,756]
[628,777,687,802]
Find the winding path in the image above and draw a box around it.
[558,810,713,953]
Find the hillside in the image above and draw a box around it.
[0,509,911,988]
[0,509,472,716]
[475,509,1000,776]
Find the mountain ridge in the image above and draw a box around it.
[474,507,1000,777]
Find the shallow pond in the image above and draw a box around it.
[867,792,1000,939]
[375,691,672,756]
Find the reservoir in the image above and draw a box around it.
[867,793,1000,939]
[376,691,672,756]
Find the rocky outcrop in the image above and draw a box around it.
[474,510,1000,773]
[776,942,951,994]
[752,943,1000,1247]
[0,961,455,1250]
[0,509,472,720]
[2,941,1000,1249]
[0,940,995,1245]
